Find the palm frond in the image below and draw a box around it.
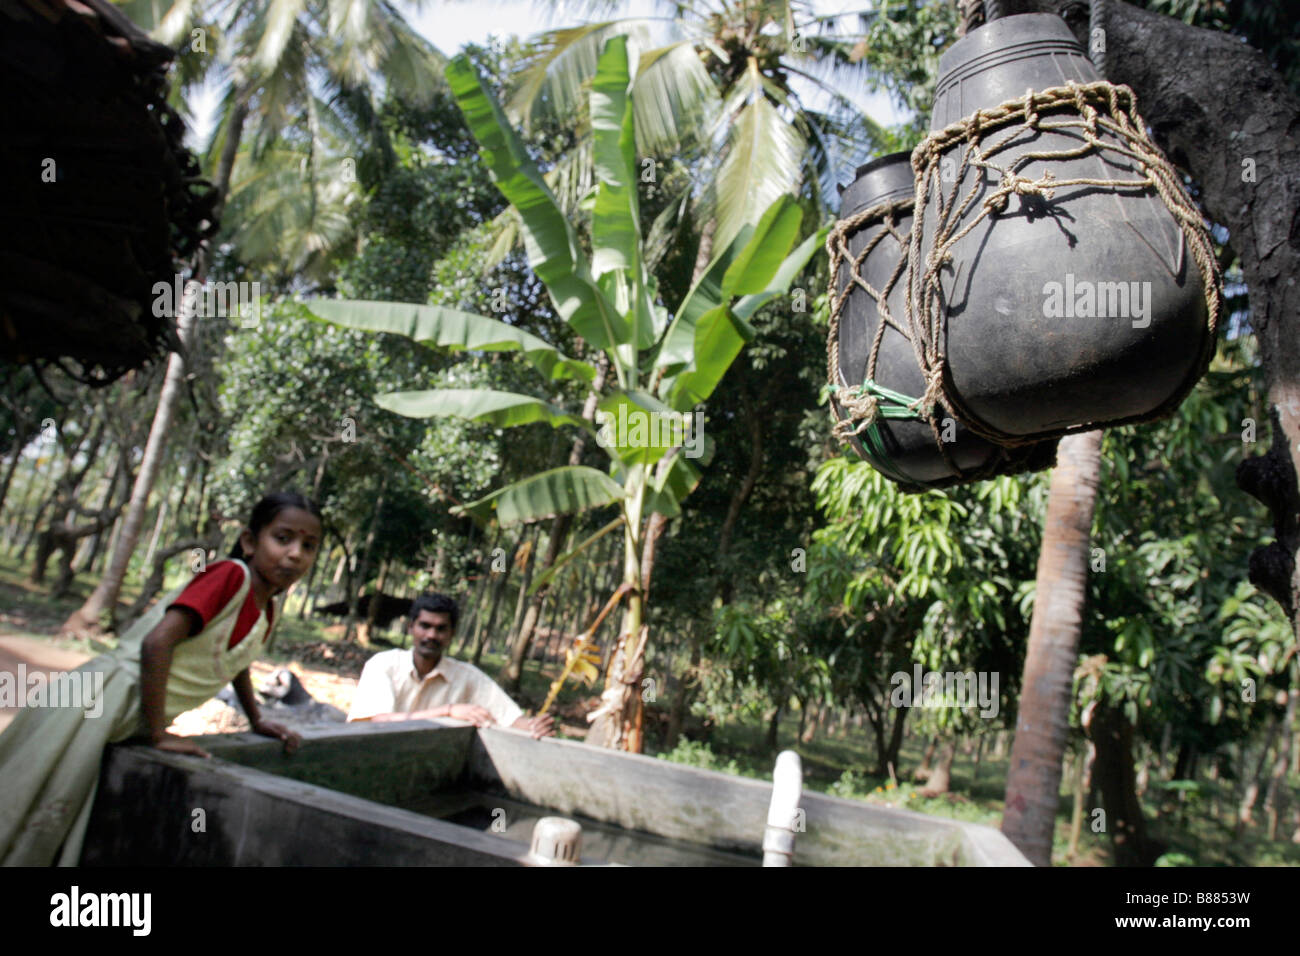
[711,64,804,252]
[632,40,718,156]
[507,19,657,130]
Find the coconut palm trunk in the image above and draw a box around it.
[1001,429,1104,866]
[60,99,249,636]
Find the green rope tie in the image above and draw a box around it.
[829,379,930,423]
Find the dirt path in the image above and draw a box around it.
[0,636,91,733]
[0,634,358,735]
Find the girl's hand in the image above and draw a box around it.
[153,732,212,759]
[253,718,302,755]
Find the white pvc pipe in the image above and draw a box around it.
[762,750,803,866]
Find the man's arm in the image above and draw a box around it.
[510,713,556,739]
[466,667,555,739]
[348,657,496,725]
[346,657,398,722]
[368,703,494,725]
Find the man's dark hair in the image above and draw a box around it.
[408,592,458,630]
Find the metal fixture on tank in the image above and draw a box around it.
[528,816,583,866]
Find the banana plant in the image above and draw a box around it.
[307,33,826,750]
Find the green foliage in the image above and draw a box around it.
[508,2,892,254]
[827,768,875,800]
[312,35,823,541]
[211,299,507,582]
[1077,332,1293,757]
[803,460,1042,734]
[657,738,745,777]
[845,0,962,141]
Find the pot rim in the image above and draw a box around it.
[936,12,1083,81]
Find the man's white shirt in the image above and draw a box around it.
[347,649,524,727]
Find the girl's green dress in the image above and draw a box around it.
[0,559,270,865]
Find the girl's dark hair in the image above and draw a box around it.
[228,492,323,560]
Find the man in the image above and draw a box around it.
[348,593,554,739]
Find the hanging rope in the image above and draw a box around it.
[826,198,917,439]
[898,78,1222,446]
[825,196,977,484]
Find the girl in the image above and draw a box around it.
[0,491,323,866]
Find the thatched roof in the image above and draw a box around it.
[0,0,218,385]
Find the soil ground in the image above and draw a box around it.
[0,634,358,735]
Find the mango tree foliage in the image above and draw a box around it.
[213,301,508,580]
[1077,331,1294,762]
[801,326,1293,777]
[806,460,1043,742]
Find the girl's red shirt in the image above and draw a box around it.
[167,559,273,649]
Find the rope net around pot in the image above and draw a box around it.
[826,199,1058,491]
[892,79,1223,447]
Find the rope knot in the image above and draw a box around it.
[1021,88,1040,127]
[832,389,880,439]
[914,365,947,418]
[985,170,1057,213]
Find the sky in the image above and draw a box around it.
[408,0,908,128]
[190,0,909,186]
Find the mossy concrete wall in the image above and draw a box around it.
[80,723,525,866]
[79,721,1029,866]
[467,728,1028,866]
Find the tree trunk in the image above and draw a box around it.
[585,478,649,751]
[61,97,250,637]
[190,454,210,538]
[800,700,819,743]
[505,355,607,690]
[473,536,516,666]
[971,734,986,790]
[883,703,908,778]
[30,415,106,583]
[1237,715,1279,831]
[504,519,566,691]
[1087,702,1161,866]
[4,452,41,552]
[664,624,700,748]
[1002,429,1104,867]
[297,541,323,621]
[363,559,388,641]
[17,447,64,562]
[345,479,387,645]
[0,436,22,517]
[82,444,130,575]
[141,499,169,576]
[765,703,782,753]
[124,532,222,620]
[504,526,540,657]
[1067,741,1095,861]
[913,735,939,782]
[921,738,958,796]
[1263,683,1297,840]
[455,530,499,654]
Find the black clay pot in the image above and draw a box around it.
[912,13,1213,442]
[832,151,1058,491]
